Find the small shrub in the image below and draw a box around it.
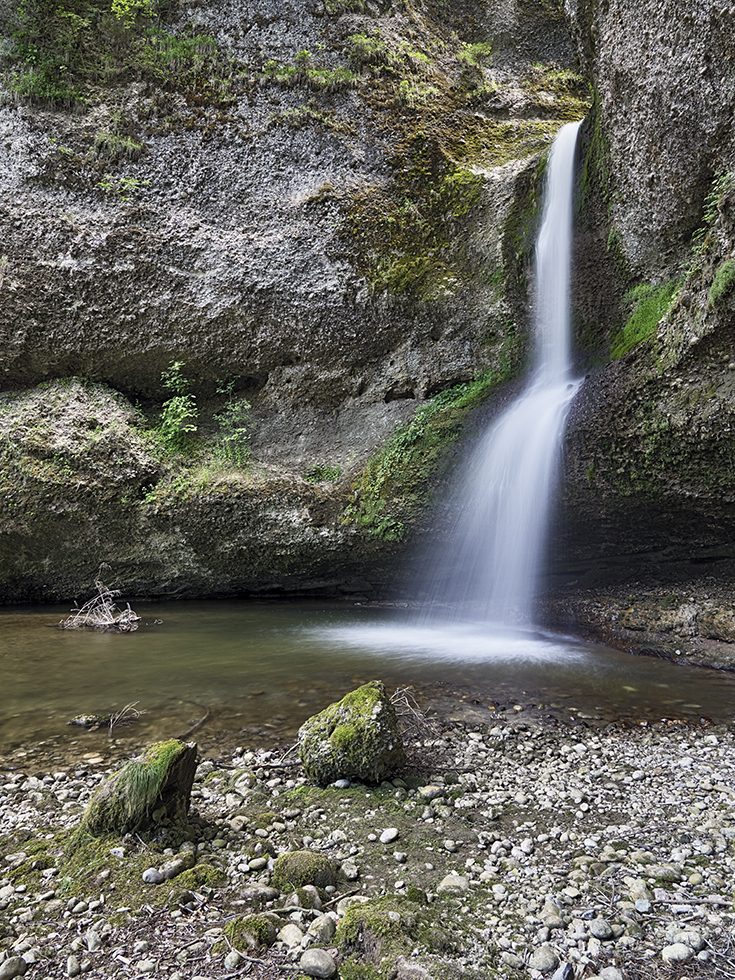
[458,41,492,67]
[97,173,150,200]
[213,378,250,467]
[305,464,342,482]
[158,361,198,452]
[93,130,144,161]
[111,0,153,26]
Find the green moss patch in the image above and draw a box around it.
[344,360,516,541]
[335,893,454,966]
[81,739,195,836]
[175,862,226,889]
[610,280,681,359]
[223,914,278,949]
[709,258,735,308]
[342,120,566,300]
[298,681,405,785]
[272,849,337,891]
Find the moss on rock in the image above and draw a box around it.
[709,258,735,308]
[81,739,197,836]
[297,681,405,786]
[335,893,447,968]
[272,849,336,891]
[175,863,226,889]
[223,914,278,949]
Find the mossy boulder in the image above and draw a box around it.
[81,739,197,836]
[272,850,336,892]
[223,914,279,949]
[335,894,433,965]
[297,681,405,786]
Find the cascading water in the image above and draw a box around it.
[311,120,735,705]
[420,121,582,625]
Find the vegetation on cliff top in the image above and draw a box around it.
[1,0,230,107]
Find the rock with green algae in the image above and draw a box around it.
[81,739,197,835]
[272,850,336,891]
[223,914,279,950]
[297,680,405,786]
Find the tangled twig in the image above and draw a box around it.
[391,686,440,742]
[59,566,141,632]
[109,701,145,736]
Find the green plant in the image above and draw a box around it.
[3,0,226,110]
[397,79,439,106]
[345,357,516,539]
[263,50,358,92]
[213,378,251,467]
[97,173,150,200]
[689,171,735,262]
[610,280,681,359]
[458,41,492,67]
[93,129,144,161]
[110,0,153,26]
[305,464,342,483]
[158,361,198,452]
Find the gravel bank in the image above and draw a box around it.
[0,715,733,980]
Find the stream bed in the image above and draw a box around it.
[1,599,734,765]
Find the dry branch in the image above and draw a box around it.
[59,568,141,632]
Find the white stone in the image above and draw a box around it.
[299,947,337,978]
[437,874,469,895]
[662,943,693,964]
[277,923,304,947]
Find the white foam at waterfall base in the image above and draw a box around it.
[419,120,583,626]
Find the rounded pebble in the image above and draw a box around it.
[299,947,338,978]
[0,958,29,980]
[662,943,694,964]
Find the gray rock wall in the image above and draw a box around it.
[553,0,735,586]
[0,0,584,599]
[565,0,735,277]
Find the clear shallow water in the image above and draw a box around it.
[0,600,734,758]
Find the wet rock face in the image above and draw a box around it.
[547,1,735,585]
[565,0,735,278]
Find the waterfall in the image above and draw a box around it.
[421,121,582,625]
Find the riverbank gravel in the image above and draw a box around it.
[0,715,733,980]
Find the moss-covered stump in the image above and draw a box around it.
[272,850,336,891]
[297,681,405,786]
[81,739,197,836]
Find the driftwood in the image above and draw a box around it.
[59,568,140,632]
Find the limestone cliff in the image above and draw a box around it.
[2,0,732,605]
[0,0,586,599]
[551,0,735,590]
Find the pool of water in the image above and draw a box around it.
[1,599,733,760]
